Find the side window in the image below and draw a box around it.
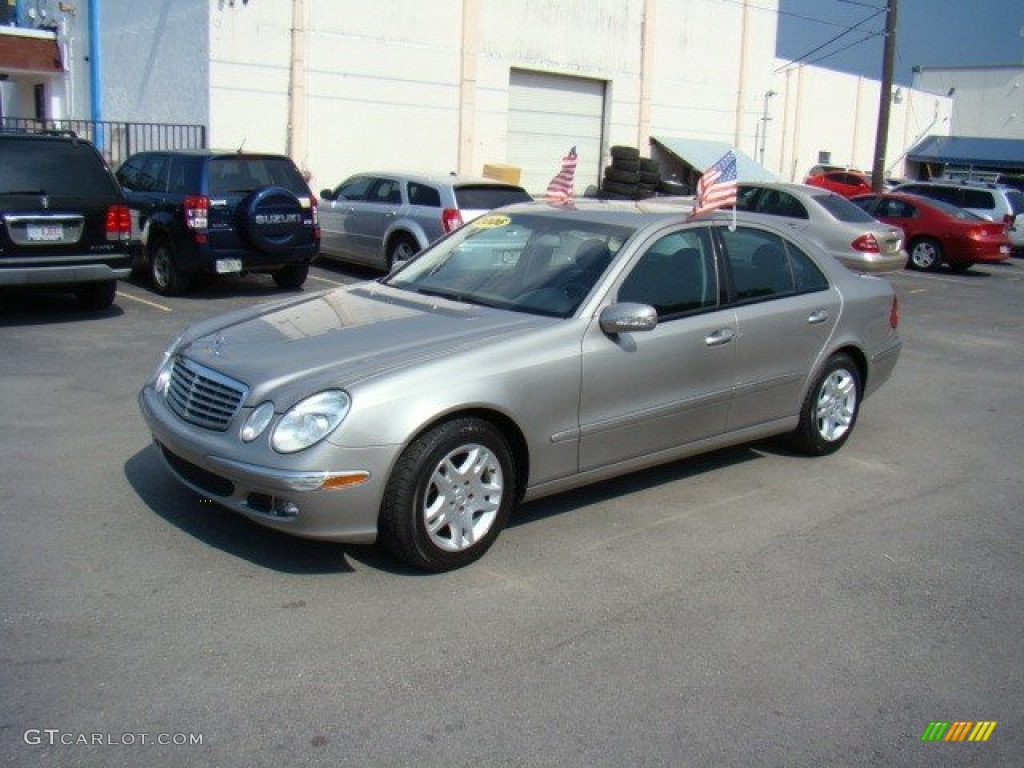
[912,185,958,206]
[785,242,829,293]
[720,227,797,301]
[757,190,809,219]
[618,229,717,318]
[408,182,441,207]
[368,178,402,204]
[851,195,878,214]
[167,157,199,194]
[879,198,914,218]
[115,157,143,190]
[139,155,169,193]
[961,189,995,210]
[735,186,761,211]
[335,176,373,201]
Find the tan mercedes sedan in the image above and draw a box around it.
[139,201,902,571]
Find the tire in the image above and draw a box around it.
[387,233,419,270]
[242,186,305,254]
[908,237,943,271]
[638,170,661,185]
[604,166,639,184]
[638,157,660,175]
[790,353,862,456]
[75,279,116,311]
[272,263,309,289]
[610,157,640,173]
[602,180,640,197]
[149,238,190,296]
[379,418,516,571]
[609,145,640,162]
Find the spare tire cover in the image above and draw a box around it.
[242,186,305,254]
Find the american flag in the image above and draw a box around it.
[545,146,578,204]
[695,150,738,214]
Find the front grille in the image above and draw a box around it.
[166,356,247,431]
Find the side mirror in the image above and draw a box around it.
[320,188,335,201]
[599,303,658,334]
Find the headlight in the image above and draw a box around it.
[152,330,186,396]
[240,401,275,442]
[272,390,351,453]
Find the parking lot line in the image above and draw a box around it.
[116,289,173,312]
[308,274,347,286]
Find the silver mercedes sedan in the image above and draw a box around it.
[139,201,902,571]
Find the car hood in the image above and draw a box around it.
[178,283,552,404]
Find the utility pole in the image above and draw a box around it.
[871,0,898,192]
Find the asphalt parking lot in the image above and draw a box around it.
[2,257,1022,767]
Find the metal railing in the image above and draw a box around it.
[0,117,207,169]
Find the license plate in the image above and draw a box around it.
[1000,245,1011,254]
[27,224,64,242]
[215,259,243,274]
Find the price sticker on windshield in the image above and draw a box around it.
[471,214,511,229]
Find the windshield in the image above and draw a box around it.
[385,212,636,318]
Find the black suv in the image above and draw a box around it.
[0,130,132,310]
[116,150,320,295]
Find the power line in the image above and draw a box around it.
[775,7,886,73]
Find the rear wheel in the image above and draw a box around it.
[272,263,309,289]
[791,353,861,456]
[149,239,190,296]
[75,279,116,311]
[379,418,515,571]
[908,237,943,271]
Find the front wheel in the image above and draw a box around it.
[791,354,862,456]
[379,418,516,571]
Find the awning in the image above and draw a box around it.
[651,136,777,182]
[906,135,1024,171]
[0,31,62,74]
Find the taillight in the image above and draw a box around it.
[889,295,900,329]
[183,195,209,242]
[309,194,320,240]
[442,207,463,233]
[851,233,880,252]
[105,204,131,241]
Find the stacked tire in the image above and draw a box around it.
[600,146,661,200]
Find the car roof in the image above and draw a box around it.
[127,149,295,161]
[896,179,1012,192]
[344,171,526,188]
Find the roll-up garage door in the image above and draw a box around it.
[507,69,606,195]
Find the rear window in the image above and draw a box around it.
[208,155,310,196]
[454,185,533,210]
[1003,189,1024,215]
[961,188,995,210]
[812,192,878,223]
[0,137,119,197]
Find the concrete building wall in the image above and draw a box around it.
[913,66,1024,140]
[768,62,952,182]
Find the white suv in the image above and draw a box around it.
[894,180,1024,251]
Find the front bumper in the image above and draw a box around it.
[139,385,398,544]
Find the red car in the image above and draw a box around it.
[851,192,1011,272]
[805,169,873,198]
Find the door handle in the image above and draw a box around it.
[705,328,735,347]
[808,309,829,324]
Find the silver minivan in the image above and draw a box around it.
[318,172,532,270]
[894,180,1024,250]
